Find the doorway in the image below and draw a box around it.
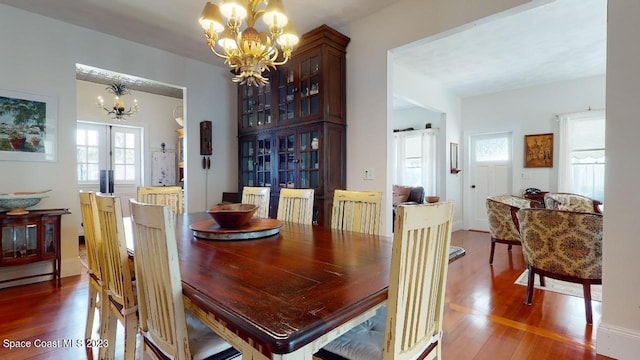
[467,132,512,231]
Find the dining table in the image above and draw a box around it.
[127,212,393,360]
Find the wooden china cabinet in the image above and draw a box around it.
[237,25,349,226]
[0,209,70,287]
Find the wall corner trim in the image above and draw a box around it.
[597,322,640,359]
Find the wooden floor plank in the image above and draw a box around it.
[0,230,613,359]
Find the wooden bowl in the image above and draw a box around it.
[426,196,440,203]
[207,203,258,228]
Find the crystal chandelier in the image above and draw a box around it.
[199,0,299,87]
[96,83,140,120]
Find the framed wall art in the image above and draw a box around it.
[0,88,57,162]
[524,133,553,168]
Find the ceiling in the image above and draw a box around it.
[1,0,606,102]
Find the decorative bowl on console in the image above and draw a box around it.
[207,203,258,228]
[0,190,51,215]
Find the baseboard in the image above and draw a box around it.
[597,322,640,359]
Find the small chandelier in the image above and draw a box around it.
[199,0,300,87]
[96,83,140,120]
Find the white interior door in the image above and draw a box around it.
[468,132,512,231]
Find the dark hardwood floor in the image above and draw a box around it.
[0,230,612,359]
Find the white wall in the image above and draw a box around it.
[0,5,236,286]
[462,75,606,195]
[597,1,640,358]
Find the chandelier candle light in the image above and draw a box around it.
[97,83,140,120]
[199,0,299,87]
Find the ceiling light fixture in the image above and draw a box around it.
[96,83,140,120]
[199,0,299,87]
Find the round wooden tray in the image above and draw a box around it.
[190,218,283,241]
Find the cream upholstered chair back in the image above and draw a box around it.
[331,190,382,234]
[543,192,602,213]
[79,191,106,340]
[95,194,138,360]
[318,202,454,360]
[485,194,537,264]
[129,200,239,360]
[277,188,314,224]
[242,186,271,218]
[137,186,184,215]
[517,208,603,324]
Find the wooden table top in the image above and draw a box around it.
[172,212,392,357]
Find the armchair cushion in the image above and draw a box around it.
[392,185,412,206]
[543,193,602,213]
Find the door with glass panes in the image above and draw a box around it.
[277,126,321,192]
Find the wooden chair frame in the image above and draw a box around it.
[96,194,138,360]
[277,188,315,224]
[137,186,184,215]
[242,186,271,218]
[331,190,382,234]
[79,191,107,341]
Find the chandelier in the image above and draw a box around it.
[96,83,140,120]
[199,0,299,87]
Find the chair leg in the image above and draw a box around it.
[489,239,496,264]
[525,266,535,305]
[124,313,138,360]
[508,244,513,251]
[101,307,118,360]
[85,283,98,340]
[583,281,593,324]
[539,274,545,287]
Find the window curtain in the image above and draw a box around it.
[393,128,438,196]
[557,109,605,196]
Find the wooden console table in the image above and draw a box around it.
[0,209,70,287]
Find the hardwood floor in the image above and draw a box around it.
[0,230,613,359]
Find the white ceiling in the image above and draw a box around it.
[1,0,606,101]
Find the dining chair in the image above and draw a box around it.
[277,188,315,224]
[95,194,138,360]
[331,190,382,234]
[486,194,538,264]
[317,201,455,360]
[79,191,107,342]
[517,208,603,324]
[242,186,271,218]
[129,200,240,360]
[543,192,602,213]
[137,186,184,215]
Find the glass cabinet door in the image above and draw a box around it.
[299,55,320,118]
[42,218,57,258]
[239,138,256,187]
[278,132,297,188]
[278,67,296,121]
[2,223,38,260]
[240,74,272,131]
[256,137,273,187]
[299,129,320,189]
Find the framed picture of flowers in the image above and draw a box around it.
[0,88,57,161]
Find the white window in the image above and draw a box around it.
[76,122,142,186]
[393,129,438,196]
[558,110,605,202]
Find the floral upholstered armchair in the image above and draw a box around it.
[486,195,538,264]
[543,192,602,213]
[516,208,603,324]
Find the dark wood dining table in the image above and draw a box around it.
[130,212,393,360]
